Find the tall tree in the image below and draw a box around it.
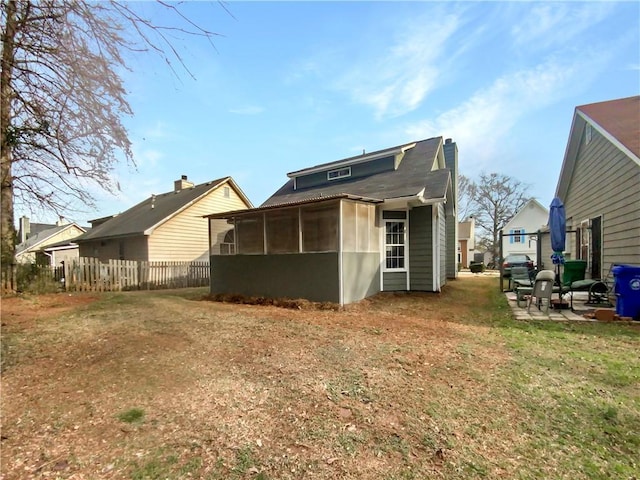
[469,172,530,267]
[1,0,221,264]
[457,174,477,221]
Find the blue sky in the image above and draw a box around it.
[27,1,640,225]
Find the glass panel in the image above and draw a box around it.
[385,220,405,269]
[266,208,299,254]
[301,202,338,252]
[236,214,264,254]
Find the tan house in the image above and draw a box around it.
[550,95,640,279]
[76,176,252,262]
[458,217,475,268]
[15,218,86,265]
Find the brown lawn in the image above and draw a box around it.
[1,275,637,480]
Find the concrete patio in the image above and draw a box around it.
[505,289,611,322]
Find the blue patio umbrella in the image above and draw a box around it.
[549,197,566,304]
[549,197,566,260]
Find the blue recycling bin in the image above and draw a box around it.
[612,265,640,320]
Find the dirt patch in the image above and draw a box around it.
[1,293,99,330]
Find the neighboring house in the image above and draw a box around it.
[76,176,252,262]
[15,220,86,265]
[207,137,458,305]
[502,198,549,267]
[550,95,640,279]
[458,216,475,268]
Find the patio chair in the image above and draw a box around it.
[512,267,536,307]
[562,260,613,310]
[527,270,556,314]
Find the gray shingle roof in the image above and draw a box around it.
[16,224,85,254]
[262,137,449,207]
[77,177,230,242]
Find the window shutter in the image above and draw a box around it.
[521,228,525,243]
[509,229,514,244]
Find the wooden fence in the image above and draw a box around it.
[1,259,210,294]
[63,258,210,292]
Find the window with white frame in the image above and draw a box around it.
[220,229,235,255]
[327,166,351,180]
[385,220,406,270]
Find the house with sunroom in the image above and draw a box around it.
[206,137,459,305]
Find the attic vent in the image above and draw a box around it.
[327,166,351,181]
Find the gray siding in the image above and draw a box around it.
[296,156,395,190]
[383,271,407,291]
[564,126,640,277]
[439,203,447,287]
[342,252,380,303]
[409,205,434,290]
[211,253,340,303]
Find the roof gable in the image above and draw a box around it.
[77,177,247,242]
[556,96,640,199]
[503,198,549,231]
[262,137,450,207]
[577,96,639,160]
[16,223,86,254]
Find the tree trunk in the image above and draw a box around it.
[1,0,17,265]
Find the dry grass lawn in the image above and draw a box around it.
[1,276,638,479]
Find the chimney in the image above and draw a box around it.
[443,139,458,208]
[174,174,194,192]
[19,216,30,243]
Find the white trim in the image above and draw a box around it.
[405,207,410,290]
[338,200,344,305]
[327,166,351,181]
[379,207,384,292]
[298,207,303,253]
[578,111,640,166]
[262,213,267,254]
[382,219,408,273]
[432,206,441,292]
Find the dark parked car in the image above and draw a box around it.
[502,254,534,277]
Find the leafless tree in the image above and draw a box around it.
[457,174,477,221]
[1,0,223,264]
[468,172,530,267]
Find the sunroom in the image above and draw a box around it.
[207,195,383,305]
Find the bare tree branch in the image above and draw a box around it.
[1,0,225,263]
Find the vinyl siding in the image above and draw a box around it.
[17,225,86,263]
[409,205,433,290]
[149,185,249,262]
[295,155,395,190]
[563,125,640,276]
[383,271,406,291]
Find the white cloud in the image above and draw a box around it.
[510,3,613,51]
[333,11,462,119]
[405,52,610,171]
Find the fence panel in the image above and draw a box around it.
[63,258,209,292]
